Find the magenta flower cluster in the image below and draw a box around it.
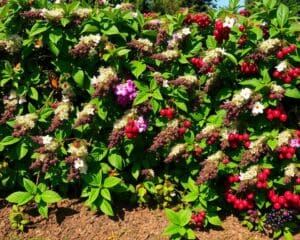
[114,80,137,106]
[135,116,148,133]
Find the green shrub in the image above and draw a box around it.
[0,0,299,238]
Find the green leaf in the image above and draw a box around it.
[178,209,192,226]
[86,188,100,205]
[263,0,277,9]
[206,36,217,49]
[133,91,149,105]
[23,179,37,195]
[163,223,180,235]
[103,176,121,188]
[38,183,47,193]
[28,21,49,37]
[73,70,85,88]
[41,190,62,203]
[283,229,294,240]
[152,89,163,100]
[165,208,181,225]
[38,201,48,218]
[182,192,198,202]
[28,87,39,100]
[207,214,222,226]
[100,188,111,201]
[224,53,237,65]
[117,48,130,56]
[17,142,28,160]
[174,101,188,112]
[1,136,20,146]
[81,24,99,34]
[6,192,33,205]
[130,61,146,79]
[186,228,196,239]
[100,198,114,216]
[102,26,120,35]
[131,162,140,180]
[49,31,62,44]
[108,153,123,170]
[277,4,289,28]
[267,139,278,151]
[285,87,300,99]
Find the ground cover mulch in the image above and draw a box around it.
[0,198,299,240]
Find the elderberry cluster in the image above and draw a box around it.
[265,208,297,230]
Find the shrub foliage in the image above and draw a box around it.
[0,0,299,239]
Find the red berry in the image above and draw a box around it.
[195,147,202,156]
[272,70,281,78]
[277,51,284,59]
[247,193,254,200]
[296,178,300,184]
[244,141,251,148]
[273,203,281,209]
[222,158,230,164]
[273,110,280,118]
[184,120,192,128]
[239,25,245,32]
[263,169,271,176]
[179,127,187,135]
[73,141,80,148]
[289,44,296,52]
[279,114,287,122]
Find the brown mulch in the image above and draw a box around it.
[0,198,298,240]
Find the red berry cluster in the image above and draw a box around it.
[276,45,297,59]
[240,61,258,75]
[238,36,248,45]
[228,175,240,183]
[191,57,214,74]
[272,67,300,83]
[228,133,251,149]
[190,13,211,27]
[207,132,219,145]
[268,189,300,210]
[278,145,296,159]
[265,106,287,122]
[194,147,202,156]
[213,20,230,44]
[239,9,250,17]
[177,120,192,137]
[256,168,270,189]
[225,191,254,210]
[143,12,158,18]
[125,120,139,139]
[160,108,175,120]
[191,211,206,227]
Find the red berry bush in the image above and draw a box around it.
[0,0,299,239]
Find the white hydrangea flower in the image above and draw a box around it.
[91,67,117,86]
[284,163,296,177]
[258,38,281,54]
[275,61,288,72]
[182,27,191,35]
[74,158,88,174]
[42,135,53,145]
[277,130,292,147]
[15,113,38,129]
[223,16,236,28]
[168,144,186,157]
[252,102,264,116]
[239,88,252,100]
[239,165,258,181]
[68,144,88,158]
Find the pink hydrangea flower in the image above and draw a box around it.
[114,80,137,106]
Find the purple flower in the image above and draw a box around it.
[114,80,137,106]
[290,138,300,148]
[135,116,147,133]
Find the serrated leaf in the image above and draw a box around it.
[130,61,146,79]
[6,192,33,205]
[100,198,114,216]
[100,188,111,201]
[23,179,37,195]
[277,4,289,28]
[165,208,181,225]
[103,176,121,188]
[41,190,62,203]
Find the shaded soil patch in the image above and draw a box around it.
[0,199,298,240]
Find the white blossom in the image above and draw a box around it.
[275,60,288,72]
[74,158,88,174]
[239,88,252,100]
[239,165,258,181]
[223,16,236,28]
[252,102,265,116]
[42,135,53,145]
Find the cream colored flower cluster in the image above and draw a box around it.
[91,67,117,86]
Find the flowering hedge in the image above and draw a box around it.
[0,0,300,239]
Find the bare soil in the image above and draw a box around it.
[0,198,298,240]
